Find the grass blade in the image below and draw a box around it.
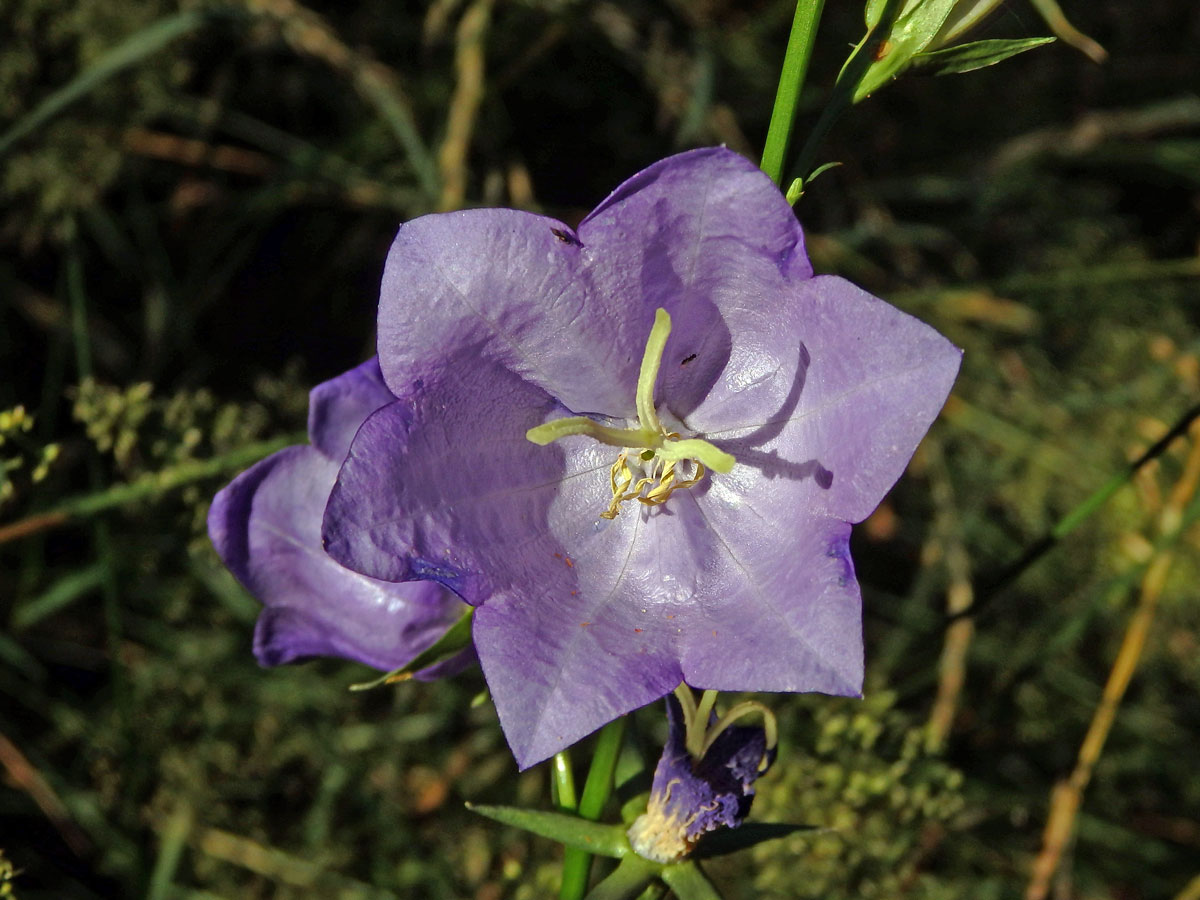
[0,11,212,157]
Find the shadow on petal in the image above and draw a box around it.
[708,342,831,488]
[648,201,733,420]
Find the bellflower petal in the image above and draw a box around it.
[697,274,962,524]
[326,148,961,767]
[628,696,772,863]
[377,210,643,418]
[578,147,813,421]
[308,356,396,461]
[209,359,469,676]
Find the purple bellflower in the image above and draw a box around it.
[209,358,469,677]
[322,147,962,768]
[627,694,774,863]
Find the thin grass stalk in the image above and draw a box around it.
[0,434,304,546]
[923,439,976,751]
[438,0,494,211]
[1025,423,1200,899]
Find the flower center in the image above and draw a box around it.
[525,308,735,519]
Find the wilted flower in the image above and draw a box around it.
[323,147,960,767]
[209,358,469,676]
[628,694,774,863]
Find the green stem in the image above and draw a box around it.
[0,433,305,546]
[686,690,719,758]
[660,861,723,900]
[552,750,578,812]
[672,683,697,725]
[582,854,660,900]
[760,0,826,186]
[561,718,627,900]
[579,719,627,820]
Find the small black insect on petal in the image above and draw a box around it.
[681,353,698,366]
[551,228,580,246]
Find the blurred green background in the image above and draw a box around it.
[1,1,1198,897]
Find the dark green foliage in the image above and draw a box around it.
[1,1,1199,898]
[745,692,964,899]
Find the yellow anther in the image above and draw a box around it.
[603,452,637,519]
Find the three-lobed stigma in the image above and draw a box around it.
[525,308,735,518]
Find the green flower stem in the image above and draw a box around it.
[552,750,578,812]
[672,683,697,724]
[0,433,305,546]
[466,804,629,858]
[582,854,660,900]
[685,690,719,758]
[760,0,826,186]
[660,861,723,900]
[579,718,628,820]
[561,718,628,900]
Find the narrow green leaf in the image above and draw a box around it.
[851,0,959,101]
[787,160,843,203]
[0,630,45,680]
[349,607,473,691]
[911,37,1056,76]
[934,0,1006,46]
[660,862,723,900]
[583,855,660,900]
[0,11,213,157]
[467,804,631,859]
[807,160,843,183]
[864,0,920,30]
[692,822,826,859]
[0,432,305,549]
[147,803,193,900]
[1028,0,1106,63]
[12,563,106,628]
